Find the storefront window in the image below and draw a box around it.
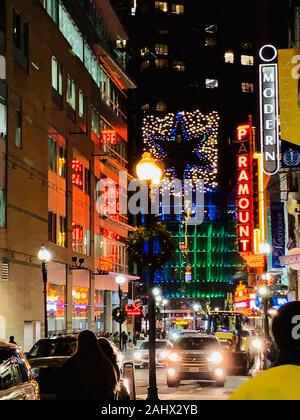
[72,286,89,331]
[95,290,105,332]
[47,283,66,333]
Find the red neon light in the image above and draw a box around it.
[102,130,118,145]
[125,304,143,316]
[72,159,83,187]
[236,122,253,255]
[236,124,251,142]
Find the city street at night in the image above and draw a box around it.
[1,0,300,405]
[134,368,247,401]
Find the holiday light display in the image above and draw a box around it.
[142,110,219,191]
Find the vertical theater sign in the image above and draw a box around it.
[259,45,280,176]
[236,123,253,256]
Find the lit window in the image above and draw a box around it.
[241,55,254,66]
[48,137,57,172]
[116,39,126,49]
[155,44,168,55]
[155,58,168,69]
[206,79,219,89]
[173,60,185,71]
[225,51,234,64]
[58,146,67,178]
[79,90,86,120]
[155,1,168,12]
[205,24,218,34]
[141,103,150,111]
[141,60,150,71]
[205,36,217,47]
[51,56,63,95]
[91,108,100,136]
[156,101,167,112]
[242,82,254,93]
[141,47,149,57]
[15,96,22,149]
[66,75,76,110]
[172,4,184,14]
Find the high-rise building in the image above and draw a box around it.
[0,0,136,349]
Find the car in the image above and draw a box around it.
[170,330,200,342]
[166,334,226,388]
[0,341,40,400]
[133,339,173,368]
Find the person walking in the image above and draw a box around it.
[121,331,128,352]
[230,302,300,400]
[57,330,118,400]
[9,336,17,345]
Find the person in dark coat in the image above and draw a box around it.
[57,330,118,400]
[9,336,17,345]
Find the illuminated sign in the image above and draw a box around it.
[72,159,83,187]
[236,124,253,254]
[125,304,143,316]
[102,130,118,145]
[259,45,280,175]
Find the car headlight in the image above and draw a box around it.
[168,352,180,362]
[134,352,142,360]
[160,351,169,359]
[172,333,179,340]
[208,351,223,364]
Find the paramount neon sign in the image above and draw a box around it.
[259,45,280,175]
[236,124,253,254]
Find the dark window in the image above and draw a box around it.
[13,9,29,65]
[48,211,57,244]
[48,137,57,172]
[15,96,22,148]
[0,0,6,34]
[84,167,90,195]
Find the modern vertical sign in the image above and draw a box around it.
[259,45,280,176]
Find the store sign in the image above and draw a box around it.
[125,304,143,316]
[259,45,280,175]
[282,140,300,168]
[271,202,285,269]
[102,130,117,145]
[235,124,253,254]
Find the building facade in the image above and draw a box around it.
[0,0,136,350]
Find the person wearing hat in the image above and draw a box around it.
[229,301,300,400]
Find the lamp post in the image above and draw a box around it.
[193,303,201,331]
[162,299,168,336]
[116,275,126,352]
[38,245,52,339]
[136,152,162,401]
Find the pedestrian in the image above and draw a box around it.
[121,331,128,352]
[98,337,130,401]
[127,332,133,349]
[229,302,300,400]
[57,330,118,400]
[9,336,17,345]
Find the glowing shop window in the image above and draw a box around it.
[225,51,234,64]
[206,79,219,89]
[241,55,254,66]
[156,101,167,112]
[155,1,168,12]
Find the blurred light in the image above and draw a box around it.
[152,287,161,297]
[167,368,177,377]
[38,245,52,262]
[259,241,271,255]
[133,352,142,360]
[160,351,169,359]
[258,286,269,297]
[215,368,224,378]
[168,352,180,362]
[115,275,126,286]
[252,338,263,350]
[209,351,223,364]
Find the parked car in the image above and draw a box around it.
[133,339,173,368]
[167,334,226,388]
[0,341,40,400]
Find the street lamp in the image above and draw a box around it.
[115,275,126,352]
[38,245,52,339]
[137,152,162,401]
[162,299,168,335]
